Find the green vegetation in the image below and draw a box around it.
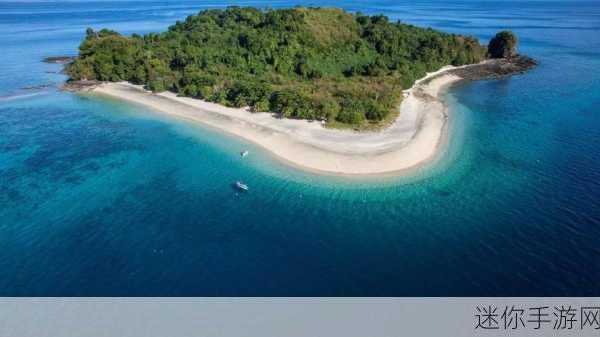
[488,31,518,59]
[67,7,489,128]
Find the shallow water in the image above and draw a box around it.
[0,0,599,295]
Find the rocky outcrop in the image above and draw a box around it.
[43,56,76,64]
[61,80,101,92]
[488,31,518,59]
[450,55,537,80]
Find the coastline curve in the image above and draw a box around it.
[89,68,465,176]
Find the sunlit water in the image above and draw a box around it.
[0,0,599,295]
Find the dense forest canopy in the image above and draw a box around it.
[67,7,490,128]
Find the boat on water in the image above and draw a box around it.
[235,181,249,191]
[241,150,249,157]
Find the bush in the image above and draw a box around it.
[336,110,364,124]
[148,79,166,92]
[251,98,270,112]
[319,99,340,121]
[270,89,314,119]
[364,100,388,121]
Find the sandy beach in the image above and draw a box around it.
[91,66,465,175]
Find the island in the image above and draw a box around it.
[64,7,535,175]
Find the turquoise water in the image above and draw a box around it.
[0,0,599,295]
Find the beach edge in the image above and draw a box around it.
[77,57,535,176]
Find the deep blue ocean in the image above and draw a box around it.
[0,0,599,296]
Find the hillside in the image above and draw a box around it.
[67,7,488,128]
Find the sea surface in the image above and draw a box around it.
[0,0,599,296]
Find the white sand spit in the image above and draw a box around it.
[92,66,465,175]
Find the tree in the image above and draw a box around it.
[488,31,518,59]
[319,99,340,121]
[67,7,491,128]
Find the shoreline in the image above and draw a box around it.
[90,69,461,176]
[82,57,535,176]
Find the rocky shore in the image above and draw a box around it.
[43,56,76,64]
[448,55,537,80]
[61,80,102,92]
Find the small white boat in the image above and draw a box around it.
[241,150,249,157]
[235,181,249,191]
